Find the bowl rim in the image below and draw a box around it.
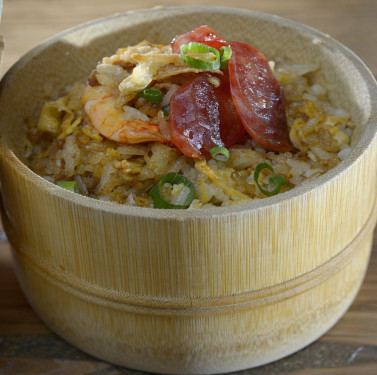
[1,5,377,220]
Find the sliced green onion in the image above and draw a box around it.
[219,46,232,70]
[210,146,230,162]
[57,180,78,193]
[180,42,220,71]
[254,163,287,197]
[136,88,163,104]
[149,172,195,209]
[162,104,169,117]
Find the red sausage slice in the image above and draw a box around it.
[216,72,246,148]
[228,41,293,152]
[169,73,245,159]
[171,25,229,54]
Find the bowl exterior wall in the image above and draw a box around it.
[11,230,373,374]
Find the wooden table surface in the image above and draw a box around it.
[0,0,376,374]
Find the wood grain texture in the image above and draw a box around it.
[0,1,376,374]
[1,236,377,374]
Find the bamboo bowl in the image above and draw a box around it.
[1,6,377,374]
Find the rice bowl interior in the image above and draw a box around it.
[24,32,355,209]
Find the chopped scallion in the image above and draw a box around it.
[210,146,230,162]
[136,88,163,104]
[148,172,195,209]
[254,163,287,197]
[57,180,78,193]
[219,46,232,69]
[162,104,169,117]
[180,42,221,71]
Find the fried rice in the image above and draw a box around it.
[24,41,354,208]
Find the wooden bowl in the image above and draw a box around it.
[0,6,377,374]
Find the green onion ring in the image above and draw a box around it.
[136,88,163,104]
[148,172,195,209]
[162,104,169,117]
[219,46,232,70]
[254,163,287,197]
[57,180,78,193]
[180,42,221,71]
[210,146,230,162]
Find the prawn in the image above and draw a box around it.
[81,84,165,144]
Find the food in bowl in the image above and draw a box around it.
[25,25,354,208]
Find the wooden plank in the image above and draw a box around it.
[0,358,112,375]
